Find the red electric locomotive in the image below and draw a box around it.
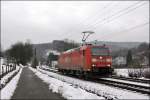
[58,44,113,77]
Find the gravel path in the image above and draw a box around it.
[11,67,65,99]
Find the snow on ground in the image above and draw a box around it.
[1,67,23,100]
[1,65,20,87]
[35,66,149,99]
[114,69,129,77]
[114,68,150,79]
[39,65,58,72]
[139,77,150,81]
[29,67,104,99]
[46,49,60,56]
[101,78,150,87]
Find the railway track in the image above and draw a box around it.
[97,78,150,94]
[39,67,150,94]
[111,76,150,84]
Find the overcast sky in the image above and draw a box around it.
[1,1,149,50]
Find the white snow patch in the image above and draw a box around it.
[114,68,150,79]
[46,49,60,56]
[1,68,22,100]
[29,67,104,99]
[39,65,58,72]
[114,69,129,77]
[34,66,149,99]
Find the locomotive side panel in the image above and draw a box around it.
[58,48,84,71]
[58,45,113,75]
[71,50,82,70]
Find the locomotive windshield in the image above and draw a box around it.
[91,47,109,56]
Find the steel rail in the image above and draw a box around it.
[111,76,150,84]
[39,67,150,94]
[97,78,150,94]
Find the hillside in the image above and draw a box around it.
[33,40,143,61]
[90,41,141,51]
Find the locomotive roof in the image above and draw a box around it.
[62,44,109,54]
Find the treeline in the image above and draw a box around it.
[5,41,33,65]
[113,42,149,67]
[52,39,79,52]
[62,39,79,51]
[112,42,149,58]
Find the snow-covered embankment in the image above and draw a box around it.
[29,67,104,99]
[32,66,149,99]
[1,66,23,99]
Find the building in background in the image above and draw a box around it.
[113,56,126,66]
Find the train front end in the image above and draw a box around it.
[90,46,113,75]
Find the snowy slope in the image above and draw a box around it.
[1,68,22,99]
[1,65,20,88]
[30,67,104,99]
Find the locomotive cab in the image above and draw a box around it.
[90,45,113,75]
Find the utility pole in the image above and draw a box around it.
[34,48,36,57]
[32,48,38,68]
[82,31,94,45]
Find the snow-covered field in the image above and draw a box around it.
[31,66,149,99]
[30,67,104,99]
[114,68,150,79]
[1,67,23,99]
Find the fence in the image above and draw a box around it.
[0,64,16,78]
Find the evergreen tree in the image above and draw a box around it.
[47,53,58,66]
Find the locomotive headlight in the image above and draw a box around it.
[107,64,111,67]
[99,56,103,59]
[92,64,96,67]
[106,58,111,62]
[92,58,97,62]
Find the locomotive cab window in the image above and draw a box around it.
[91,47,109,56]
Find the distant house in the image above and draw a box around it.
[113,56,126,66]
[132,54,149,67]
[141,56,149,66]
[51,61,58,68]
[46,49,60,68]
[46,49,60,56]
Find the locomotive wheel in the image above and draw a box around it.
[83,72,92,80]
[77,71,84,79]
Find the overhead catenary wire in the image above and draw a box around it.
[80,1,118,28]
[78,1,112,26]
[60,1,148,42]
[91,1,148,30]
[88,1,144,30]
[84,1,143,30]
[63,1,115,39]
[99,21,149,40]
[92,1,148,41]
